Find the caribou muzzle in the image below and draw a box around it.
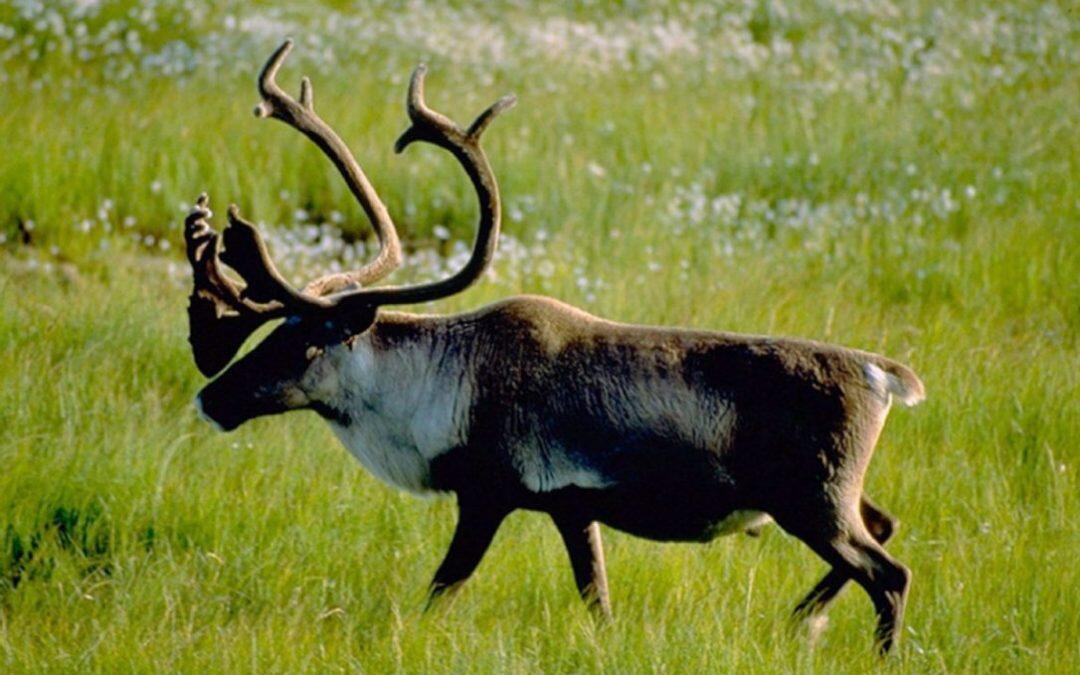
[193,380,274,432]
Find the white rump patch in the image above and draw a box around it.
[863,363,890,400]
[863,362,923,407]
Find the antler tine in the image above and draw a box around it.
[392,65,460,151]
[249,39,403,296]
[221,205,331,308]
[184,194,293,377]
[184,194,285,316]
[393,65,516,153]
[299,76,314,110]
[253,39,298,118]
[466,94,518,142]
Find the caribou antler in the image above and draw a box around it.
[184,40,515,376]
[321,62,516,308]
[184,195,286,376]
[251,39,402,296]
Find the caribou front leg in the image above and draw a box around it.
[551,516,612,618]
[426,499,509,609]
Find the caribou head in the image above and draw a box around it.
[186,40,514,430]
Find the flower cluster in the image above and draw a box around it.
[2,1,1072,100]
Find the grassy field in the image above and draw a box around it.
[1,1,1077,672]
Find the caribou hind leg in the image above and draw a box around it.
[792,496,898,626]
[780,499,911,654]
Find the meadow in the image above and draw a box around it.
[1,0,1077,671]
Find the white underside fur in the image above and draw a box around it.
[711,509,773,536]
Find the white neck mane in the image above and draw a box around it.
[317,330,473,493]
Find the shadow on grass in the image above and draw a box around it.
[0,504,137,591]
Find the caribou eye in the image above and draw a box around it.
[305,345,323,361]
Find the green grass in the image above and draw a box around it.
[1,1,1078,672]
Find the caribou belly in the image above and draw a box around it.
[706,510,774,538]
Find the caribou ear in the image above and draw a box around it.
[341,305,378,337]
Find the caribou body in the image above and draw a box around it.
[186,41,924,654]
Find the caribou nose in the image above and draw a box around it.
[193,393,229,432]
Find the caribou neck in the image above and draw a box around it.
[311,313,476,494]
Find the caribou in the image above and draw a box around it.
[185,40,924,654]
